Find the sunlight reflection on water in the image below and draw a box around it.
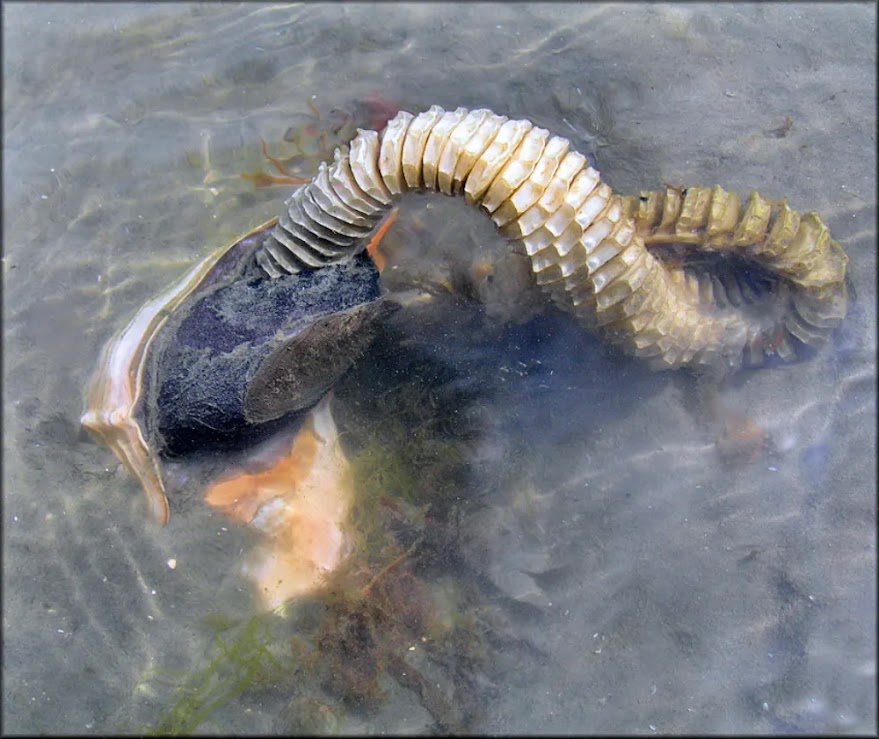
[3,2,875,734]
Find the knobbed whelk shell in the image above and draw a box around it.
[80,224,274,525]
[82,219,390,525]
[83,105,849,526]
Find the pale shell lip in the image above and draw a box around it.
[81,218,278,526]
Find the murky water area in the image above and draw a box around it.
[3,3,876,734]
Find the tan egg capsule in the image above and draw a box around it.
[535,151,587,214]
[493,136,571,231]
[400,105,445,190]
[350,130,393,205]
[328,149,387,216]
[480,126,550,215]
[284,194,351,251]
[783,213,830,279]
[451,113,508,194]
[420,107,468,192]
[310,164,379,229]
[675,186,714,234]
[509,150,587,243]
[732,190,773,247]
[436,108,492,195]
[657,186,684,234]
[265,224,318,271]
[706,185,741,240]
[541,168,602,247]
[378,110,414,195]
[574,183,613,230]
[464,118,533,205]
[274,203,330,266]
[300,187,374,240]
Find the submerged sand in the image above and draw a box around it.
[3,2,875,734]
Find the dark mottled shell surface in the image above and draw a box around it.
[82,218,387,524]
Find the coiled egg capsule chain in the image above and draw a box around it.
[254,106,848,372]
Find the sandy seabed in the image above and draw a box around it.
[3,3,875,734]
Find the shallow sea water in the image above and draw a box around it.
[3,2,876,734]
